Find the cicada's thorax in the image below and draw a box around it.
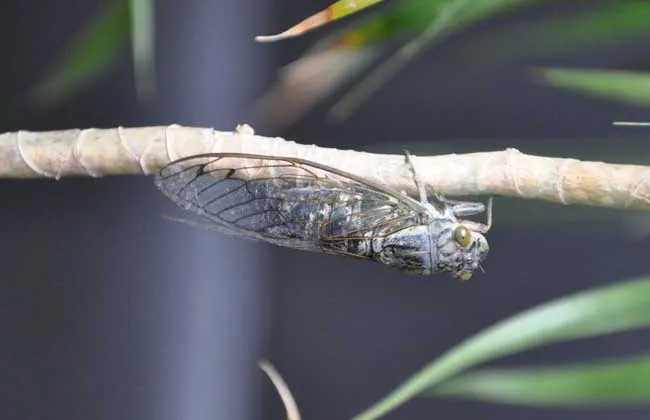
[371,224,435,275]
[305,189,423,259]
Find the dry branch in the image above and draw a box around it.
[258,360,301,420]
[0,124,648,211]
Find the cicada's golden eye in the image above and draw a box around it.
[453,225,472,248]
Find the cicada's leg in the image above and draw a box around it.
[448,201,485,217]
[460,197,493,234]
[486,196,493,230]
[403,150,428,205]
[403,151,493,228]
[403,150,452,212]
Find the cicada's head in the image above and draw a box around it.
[373,221,489,278]
[430,220,490,281]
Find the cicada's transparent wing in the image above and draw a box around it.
[154,153,424,254]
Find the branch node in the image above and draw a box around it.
[506,148,524,197]
[555,158,572,205]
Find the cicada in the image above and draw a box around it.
[154,152,491,280]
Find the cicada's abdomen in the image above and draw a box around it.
[260,186,371,240]
[266,185,416,257]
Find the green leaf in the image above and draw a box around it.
[256,0,384,42]
[339,0,650,49]
[538,68,650,107]
[432,355,650,406]
[29,0,130,108]
[529,1,650,52]
[353,277,650,420]
[129,0,156,101]
[429,2,650,73]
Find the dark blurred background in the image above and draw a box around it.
[2,1,650,420]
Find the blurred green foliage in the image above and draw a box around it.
[433,355,650,406]
[540,68,650,107]
[23,0,650,114]
[28,0,155,108]
[332,0,650,117]
[355,276,650,419]
[129,0,156,101]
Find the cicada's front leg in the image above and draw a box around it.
[403,150,428,205]
[457,197,493,234]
